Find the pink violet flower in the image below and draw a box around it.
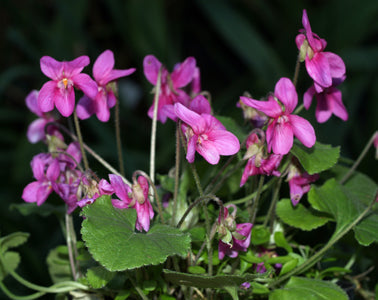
[38,55,98,117]
[174,103,240,165]
[218,205,253,260]
[109,174,154,232]
[25,90,62,143]
[77,50,136,122]
[143,55,196,123]
[304,77,348,123]
[241,77,316,155]
[296,10,345,93]
[22,153,60,206]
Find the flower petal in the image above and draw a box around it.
[241,96,282,118]
[55,86,75,117]
[329,88,348,121]
[38,81,58,113]
[171,57,196,88]
[305,53,332,89]
[208,130,240,156]
[289,115,316,148]
[25,90,42,116]
[274,77,298,114]
[72,73,98,99]
[94,90,111,122]
[40,56,63,80]
[186,136,197,163]
[22,181,40,203]
[323,52,346,79]
[143,55,162,85]
[174,103,205,133]
[303,85,316,110]
[27,119,47,144]
[189,95,211,115]
[93,50,115,83]
[76,95,95,120]
[105,69,136,84]
[270,121,294,155]
[46,159,60,181]
[314,93,332,123]
[64,56,90,77]
[197,140,220,165]
[109,174,132,203]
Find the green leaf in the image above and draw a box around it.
[290,142,340,175]
[0,232,29,252]
[10,203,65,217]
[81,196,191,271]
[279,259,298,276]
[269,276,348,300]
[224,286,239,300]
[163,269,265,289]
[188,266,206,274]
[276,199,331,231]
[251,225,270,245]
[274,231,293,253]
[250,282,270,294]
[0,251,20,281]
[86,266,115,289]
[46,245,72,283]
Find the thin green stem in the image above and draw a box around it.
[249,175,265,224]
[263,177,282,231]
[149,67,163,186]
[115,97,125,177]
[293,103,304,115]
[292,52,301,87]
[129,277,149,300]
[65,213,77,280]
[269,197,377,288]
[340,131,378,185]
[0,282,45,300]
[204,154,236,194]
[171,122,181,226]
[73,110,89,171]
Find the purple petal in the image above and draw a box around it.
[196,140,220,165]
[274,78,298,114]
[22,181,40,203]
[76,95,95,120]
[46,159,60,181]
[54,86,75,117]
[305,53,332,89]
[31,155,45,181]
[189,95,211,115]
[64,56,90,77]
[66,142,82,167]
[107,89,117,108]
[36,184,53,206]
[186,136,197,163]
[98,179,114,195]
[289,115,316,148]
[93,50,115,83]
[303,85,316,110]
[105,69,136,84]
[112,199,129,209]
[94,91,111,122]
[208,130,240,156]
[27,118,48,144]
[323,52,346,79]
[171,57,196,88]
[314,93,333,123]
[40,56,63,80]
[135,201,154,232]
[143,55,162,85]
[328,88,348,121]
[174,103,205,133]
[38,81,58,113]
[109,174,132,203]
[241,96,282,118]
[72,73,98,99]
[270,122,294,155]
[25,90,42,117]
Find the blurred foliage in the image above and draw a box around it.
[0,0,377,297]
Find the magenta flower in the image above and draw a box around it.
[109,174,154,232]
[25,90,63,143]
[296,10,345,92]
[241,78,316,155]
[174,103,240,165]
[77,50,136,122]
[38,55,98,117]
[143,55,196,123]
[303,77,348,123]
[218,205,253,260]
[22,153,60,205]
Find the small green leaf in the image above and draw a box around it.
[250,282,270,294]
[188,266,206,274]
[224,286,239,300]
[10,203,65,217]
[279,259,298,276]
[290,142,340,175]
[46,245,72,283]
[251,225,270,245]
[86,266,115,289]
[142,280,157,291]
[0,251,20,280]
[269,276,348,300]
[276,199,331,231]
[81,196,191,271]
[0,232,29,252]
[163,269,265,288]
[274,232,292,253]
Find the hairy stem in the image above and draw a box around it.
[73,110,89,171]
[171,123,181,226]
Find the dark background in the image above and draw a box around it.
[1,0,377,296]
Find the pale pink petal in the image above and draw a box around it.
[25,90,42,117]
[93,50,115,83]
[186,136,197,163]
[208,130,240,156]
[40,56,63,80]
[202,114,225,131]
[109,174,132,203]
[303,85,316,110]
[323,52,346,79]
[274,78,297,114]
[143,55,162,85]
[55,86,75,117]
[64,56,90,77]
[171,57,196,88]
[36,185,53,206]
[174,103,205,133]
[305,53,332,89]
[289,115,316,148]
[72,73,98,99]
[241,96,282,118]
[197,140,220,165]
[271,122,294,155]
[27,119,47,143]
[38,81,58,113]
[94,91,111,122]
[22,182,40,203]
[105,69,136,85]
[31,155,45,181]
[76,95,95,120]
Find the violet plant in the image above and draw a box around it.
[1,10,377,300]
